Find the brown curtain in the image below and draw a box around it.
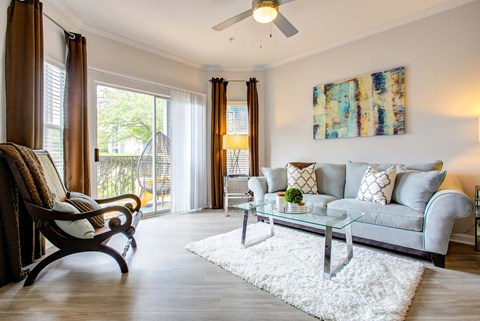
[247,78,259,177]
[2,0,45,286]
[210,78,228,209]
[63,32,90,195]
[5,0,44,149]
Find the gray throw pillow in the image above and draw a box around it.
[261,167,287,193]
[344,162,369,198]
[392,170,447,212]
[315,163,346,198]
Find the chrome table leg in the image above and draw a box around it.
[323,226,333,280]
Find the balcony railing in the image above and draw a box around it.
[97,155,140,199]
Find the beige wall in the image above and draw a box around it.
[86,32,205,94]
[264,2,480,234]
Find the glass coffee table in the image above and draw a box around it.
[234,202,365,280]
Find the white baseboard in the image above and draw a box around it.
[450,233,475,245]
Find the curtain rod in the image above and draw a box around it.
[43,12,76,38]
[209,79,260,83]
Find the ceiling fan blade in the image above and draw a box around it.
[212,9,253,31]
[278,0,296,5]
[273,12,298,38]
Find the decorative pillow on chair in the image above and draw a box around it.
[53,201,95,239]
[287,163,318,194]
[357,166,397,205]
[66,192,104,228]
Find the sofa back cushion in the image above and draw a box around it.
[261,167,287,193]
[315,163,346,198]
[344,160,444,199]
[392,170,447,212]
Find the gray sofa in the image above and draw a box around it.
[248,161,474,267]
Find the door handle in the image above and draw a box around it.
[94,148,99,162]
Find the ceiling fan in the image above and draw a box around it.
[212,0,298,38]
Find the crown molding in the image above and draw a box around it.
[202,65,268,72]
[44,0,83,30]
[265,0,476,70]
[81,24,202,69]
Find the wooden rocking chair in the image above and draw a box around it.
[1,150,142,286]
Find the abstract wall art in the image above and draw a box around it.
[313,66,405,140]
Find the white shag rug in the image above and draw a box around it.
[185,222,424,321]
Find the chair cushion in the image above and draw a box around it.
[357,166,397,205]
[328,198,424,232]
[287,163,318,194]
[392,170,447,212]
[262,167,287,193]
[37,153,68,202]
[314,163,346,199]
[265,192,338,207]
[53,201,95,239]
[66,192,104,228]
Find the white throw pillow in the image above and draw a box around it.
[53,201,95,239]
[287,163,318,194]
[357,166,397,205]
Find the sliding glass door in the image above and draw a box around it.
[95,84,170,215]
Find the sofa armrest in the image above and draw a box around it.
[423,189,474,255]
[248,177,268,204]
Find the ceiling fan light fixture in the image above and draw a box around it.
[252,0,279,24]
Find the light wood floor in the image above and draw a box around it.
[0,210,479,321]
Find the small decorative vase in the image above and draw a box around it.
[276,192,286,213]
[297,202,306,213]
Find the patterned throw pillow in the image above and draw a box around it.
[66,192,104,228]
[357,166,397,205]
[287,163,318,194]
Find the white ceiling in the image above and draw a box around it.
[51,0,471,70]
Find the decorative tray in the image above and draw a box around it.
[271,202,312,214]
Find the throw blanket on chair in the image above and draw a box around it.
[0,143,56,286]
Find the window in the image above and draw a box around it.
[43,62,66,179]
[226,103,249,175]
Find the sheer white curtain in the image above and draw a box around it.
[170,89,207,213]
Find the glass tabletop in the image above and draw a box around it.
[234,202,365,230]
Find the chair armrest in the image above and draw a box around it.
[423,189,474,254]
[248,177,268,204]
[95,194,141,212]
[25,202,133,231]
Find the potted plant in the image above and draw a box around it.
[285,187,304,212]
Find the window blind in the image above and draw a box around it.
[43,62,66,179]
[226,104,249,176]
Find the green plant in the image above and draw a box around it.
[285,187,303,204]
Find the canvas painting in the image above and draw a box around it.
[313,66,405,140]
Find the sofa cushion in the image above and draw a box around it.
[262,167,287,193]
[265,193,337,207]
[392,170,447,212]
[315,163,346,199]
[328,199,424,232]
[345,160,444,198]
[287,163,318,194]
[53,201,95,239]
[357,166,397,205]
